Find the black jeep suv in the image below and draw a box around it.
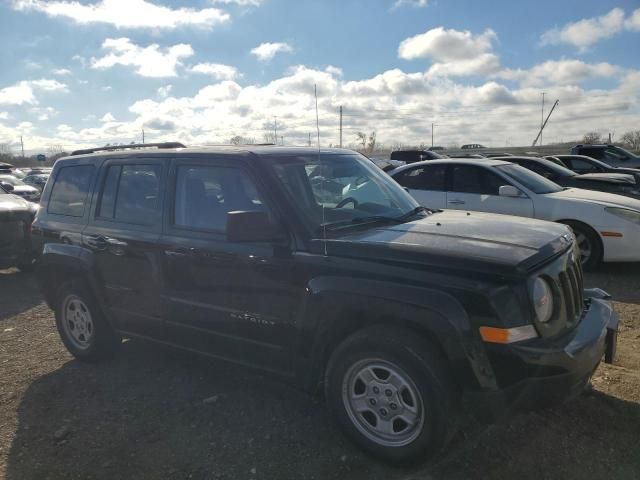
[32,144,618,464]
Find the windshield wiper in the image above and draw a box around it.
[322,206,438,231]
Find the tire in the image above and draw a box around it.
[325,326,458,465]
[561,221,602,271]
[54,279,121,362]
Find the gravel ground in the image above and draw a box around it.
[1,265,639,480]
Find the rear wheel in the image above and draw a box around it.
[54,280,121,362]
[325,326,458,465]
[561,221,602,270]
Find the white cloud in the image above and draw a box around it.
[190,63,239,80]
[157,85,173,99]
[540,8,625,50]
[100,113,116,122]
[399,27,497,61]
[12,0,230,29]
[209,0,262,5]
[250,42,293,61]
[497,59,619,87]
[625,8,640,31]
[91,38,194,77]
[399,27,500,77]
[0,79,67,106]
[52,68,72,75]
[102,86,112,91]
[0,112,9,120]
[392,0,428,9]
[2,63,639,153]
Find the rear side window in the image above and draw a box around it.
[97,164,162,225]
[48,165,95,217]
[395,165,446,191]
[451,165,504,195]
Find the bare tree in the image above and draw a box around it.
[263,132,277,144]
[367,132,377,153]
[0,143,13,162]
[230,135,256,145]
[582,132,602,144]
[356,132,367,150]
[620,130,640,151]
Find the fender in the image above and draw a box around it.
[35,243,106,311]
[295,275,497,391]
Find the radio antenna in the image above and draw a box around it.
[314,84,327,256]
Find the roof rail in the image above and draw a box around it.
[71,142,186,156]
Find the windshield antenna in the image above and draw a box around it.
[314,84,327,257]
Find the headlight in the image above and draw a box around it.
[532,277,553,323]
[605,207,640,225]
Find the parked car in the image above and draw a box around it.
[548,155,640,183]
[453,153,486,159]
[0,174,41,202]
[571,144,640,168]
[390,150,445,163]
[428,146,445,151]
[22,173,49,192]
[31,143,617,464]
[494,156,640,200]
[0,183,37,271]
[461,144,486,149]
[368,157,405,172]
[390,158,640,268]
[483,152,513,158]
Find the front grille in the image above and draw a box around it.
[557,254,584,324]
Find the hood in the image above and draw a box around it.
[575,173,637,185]
[0,194,33,221]
[317,210,572,276]
[547,188,640,210]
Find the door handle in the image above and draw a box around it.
[84,235,108,250]
[448,199,465,205]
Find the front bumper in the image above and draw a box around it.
[469,290,618,418]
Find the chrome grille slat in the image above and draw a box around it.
[559,271,575,321]
[567,265,581,318]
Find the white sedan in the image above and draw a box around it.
[390,158,640,268]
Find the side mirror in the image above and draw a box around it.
[499,185,521,197]
[226,210,283,243]
[0,182,14,192]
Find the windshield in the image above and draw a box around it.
[531,158,578,177]
[496,164,563,194]
[272,153,421,232]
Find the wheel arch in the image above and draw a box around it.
[297,276,481,393]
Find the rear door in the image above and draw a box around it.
[566,157,603,174]
[446,164,534,217]
[392,164,447,209]
[83,159,166,339]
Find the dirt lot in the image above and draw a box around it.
[1,266,639,480]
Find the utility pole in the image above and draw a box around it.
[431,123,434,148]
[20,136,25,158]
[274,117,277,144]
[142,129,145,144]
[540,92,546,147]
[532,99,559,147]
[339,106,343,148]
[280,135,284,146]
[308,132,311,147]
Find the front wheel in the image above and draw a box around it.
[561,221,602,270]
[325,327,458,465]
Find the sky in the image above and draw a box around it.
[0,0,639,154]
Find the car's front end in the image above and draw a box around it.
[0,194,37,269]
[469,241,618,416]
